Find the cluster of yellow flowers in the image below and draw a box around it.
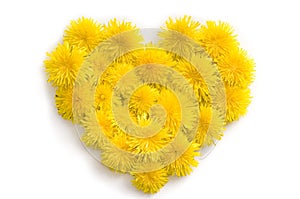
[44,16,254,194]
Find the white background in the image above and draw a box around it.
[0,0,300,198]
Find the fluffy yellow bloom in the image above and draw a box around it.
[55,86,73,120]
[164,16,200,39]
[132,168,169,194]
[199,21,239,59]
[225,86,251,122]
[217,48,255,87]
[166,142,200,176]
[44,42,85,88]
[55,83,94,122]
[101,19,143,61]
[102,18,139,39]
[129,85,158,114]
[159,16,201,59]
[64,17,102,53]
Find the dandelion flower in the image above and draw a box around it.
[166,142,200,177]
[64,17,102,53]
[44,42,85,88]
[225,86,251,122]
[100,19,143,61]
[159,16,201,59]
[199,21,239,58]
[217,48,255,87]
[132,167,169,194]
[129,85,158,114]
[55,81,94,123]
[164,16,200,39]
[55,86,73,120]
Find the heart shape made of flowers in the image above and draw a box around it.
[44,16,254,194]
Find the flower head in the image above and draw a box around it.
[44,42,85,88]
[55,86,73,120]
[131,168,169,194]
[64,17,102,53]
[217,48,255,87]
[129,85,158,114]
[226,86,251,122]
[100,19,143,61]
[199,21,239,58]
[159,16,201,59]
[166,142,200,176]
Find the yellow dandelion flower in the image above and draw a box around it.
[128,85,159,127]
[132,167,169,194]
[55,83,94,123]
[64,17,102,53]
[225,86,251,122]
[157,89,181,131]
[164,16,200,39]
[55,86,73,120]
[217,48,255,87]
[44,42,85,88]
[102,18,138,39]
[166,142,200,177]
[159,16,201,59]
[199,21,239,58]
[129,85,158,113]
[100,19,143,61]
[94,82,112,111]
